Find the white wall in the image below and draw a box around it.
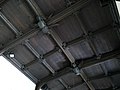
[0,56,35,90]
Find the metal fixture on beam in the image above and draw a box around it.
[72,64,81,76]
[73,67,81,76]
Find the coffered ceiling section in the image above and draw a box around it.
[0,0,120,90]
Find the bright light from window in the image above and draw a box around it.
[116,1,120,15]
[0,56,35,90]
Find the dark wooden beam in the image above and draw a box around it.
[80,49,120,68]
[47,0,91,25]
[90,71,120,80]
[0,12,22,36]
[49,30,76,64]
[26,0,46,19]
[0,28,42,55]
[79,70,95,90]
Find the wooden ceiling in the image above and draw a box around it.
[0,0,120,90]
